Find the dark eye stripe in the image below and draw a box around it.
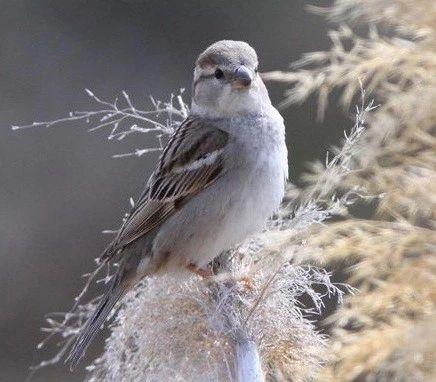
[193,73,220,88]
[198,73,216,81]
[200,73,216,79]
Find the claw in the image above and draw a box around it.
[237,276,254,291]
[187,263,214,278]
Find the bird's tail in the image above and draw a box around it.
[98,241,119,263]
[66,271,126,370]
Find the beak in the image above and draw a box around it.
[232,66,252,89]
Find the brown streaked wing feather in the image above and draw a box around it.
[106,116,228,252]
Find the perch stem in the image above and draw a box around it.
[209,253,264,382]
[233,338,264,382]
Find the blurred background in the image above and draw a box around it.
[0,1,349,381]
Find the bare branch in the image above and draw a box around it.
[12,89,189,158]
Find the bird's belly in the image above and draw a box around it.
[152,156,285,271]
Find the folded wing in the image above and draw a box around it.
[101,116,229,261]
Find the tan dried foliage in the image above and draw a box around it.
[263,0,436,380]
[86,258,334,382]
[265,1,436,227]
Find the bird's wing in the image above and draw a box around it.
[101,116,229,260]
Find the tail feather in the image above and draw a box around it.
[99,241,120,263]
[67,275,126,370]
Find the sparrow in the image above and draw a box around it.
[68,40,288,368]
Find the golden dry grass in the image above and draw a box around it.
[263,0,436,380]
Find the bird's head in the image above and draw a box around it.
[191,40,271,118]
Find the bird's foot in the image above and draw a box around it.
[237,276,254,291]
[187,263,214,278]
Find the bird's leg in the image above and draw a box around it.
[187,263,214,278]
[237,276,254,291]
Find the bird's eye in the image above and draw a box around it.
[214,68,224,79]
